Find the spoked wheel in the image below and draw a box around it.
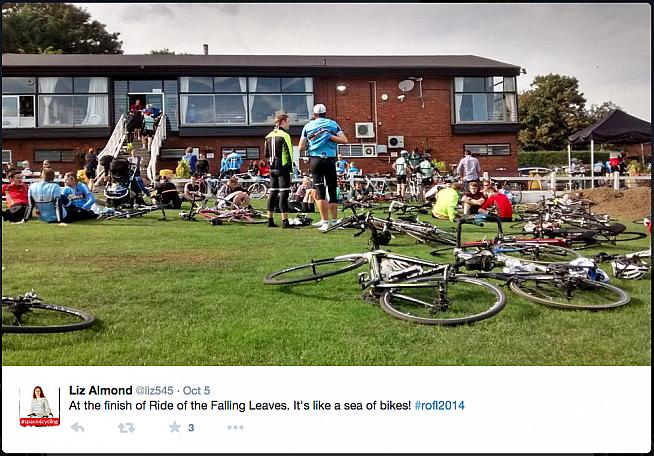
[495,243,582,265]
[2,300,96,333]
[248,182,268,199]
[509,277,630,310]
[264,257,367,285]
[600,231,648,243]
[379,276,506,326]
[507,182,524,204]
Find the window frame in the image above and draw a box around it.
[453,76,518,124]
[2,94,36,128]
[2,149,12,164]
[463,144,511,156]
[180,76,313,127]
[34,149,76,162]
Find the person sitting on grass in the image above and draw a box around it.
[350,180,371,201]
[151,174,182,209]
[288,176,316,213]
[431,182,461,222]
[62,172,99,215]
[461,180,485,215]
[181,174,207,204]
[20,168,97,224]
[2,169,30,222]
[478,185,513,222]
[216,176,250,209]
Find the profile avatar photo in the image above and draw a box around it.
[19,385,60,427]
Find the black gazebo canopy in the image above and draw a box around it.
[568,109,651,145]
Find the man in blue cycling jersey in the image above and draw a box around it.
[298,103,348,230]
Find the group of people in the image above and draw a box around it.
[391,148,437,200]
[431,178,514,222]
[126,99,162,151]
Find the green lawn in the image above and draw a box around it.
[2,201,651,366]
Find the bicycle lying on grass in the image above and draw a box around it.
[98,202,171,221]
[265,215,630,326]
[179,194,266,225]
[2,290,96,333]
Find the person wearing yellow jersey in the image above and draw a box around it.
[265,111,296,228]
[431,182,461,222]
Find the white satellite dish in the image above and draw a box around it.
[398,79,415,92]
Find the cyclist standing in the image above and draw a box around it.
[418,153,434,201]
[298,103,348,231]
[264,112,296,229]
[392,149,409,200]
[456,149,481,193]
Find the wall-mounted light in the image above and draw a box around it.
[397,94,406,102]
[336,84,347,92]
[381,93,389,101]
[521,68,527,75]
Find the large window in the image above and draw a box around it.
[180,76,313,127]
[464,144,511,156]
[2,150,12,164]
[38,77,109,127]
[454,77,517,123]
[2,76,109,128]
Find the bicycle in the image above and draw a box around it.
[265,215,507,326]
[2,290,96,333]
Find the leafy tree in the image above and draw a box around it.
[586,101,622,124]
[149,48,176,55]
[518,74,589,151]
[2,3,122,54]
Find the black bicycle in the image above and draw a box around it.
[2,290,96,333]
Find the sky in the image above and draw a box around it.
[74,2,651,121]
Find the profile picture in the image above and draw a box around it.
[20,385,60,427]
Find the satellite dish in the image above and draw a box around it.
[398,80,415,92]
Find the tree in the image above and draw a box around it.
[586,101,623,124]
[2,3,122,54]
[149,48,176,55]
[518,74,589,151]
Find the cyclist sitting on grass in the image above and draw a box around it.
[181,174,207,204]
[216,176,250,209]
[62,172,99,214]
[461,180,485,215]
[431,182,461,222]
[151,174,182,209]
[478,185,513,222]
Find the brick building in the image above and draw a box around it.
[2,54,522,176]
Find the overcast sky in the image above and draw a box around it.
[74,2,651,121]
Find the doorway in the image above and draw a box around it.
[127,93,164,114]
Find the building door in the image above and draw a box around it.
[127,93,164,114]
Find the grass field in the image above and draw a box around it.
[2,200,651,366]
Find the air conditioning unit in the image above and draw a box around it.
[387,135,404,148]
[362,144,377,157]
[355,122,375,139]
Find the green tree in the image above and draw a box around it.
[586,101,622,124]
[2,3,122,54]
[518,74,589,151]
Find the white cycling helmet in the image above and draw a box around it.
[568,258,610,283]
[610,260,649,280]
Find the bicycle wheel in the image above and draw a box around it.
[379,276,506,326]
[601,231,647,243]
[2,301,96,333]
[248,182,268,199]
[264,257,367,285]
[495,243,582,265]
[508,182,523,204]
[509,277,630,310]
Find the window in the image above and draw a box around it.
[180,76,312,126]
[222,147,259,159]
[464,144,511,156]
[128,80,163,93]
[2,95,35,128]
[160,148,187,160]
[454,77,517,123]
[34,150,75,162]
[2,77,36,94]
[2,150,12,164]
[37,77,109,127]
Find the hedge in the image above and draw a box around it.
[517,150,611,168]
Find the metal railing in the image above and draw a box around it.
[96,114,127,181]
[147,114,167,183]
